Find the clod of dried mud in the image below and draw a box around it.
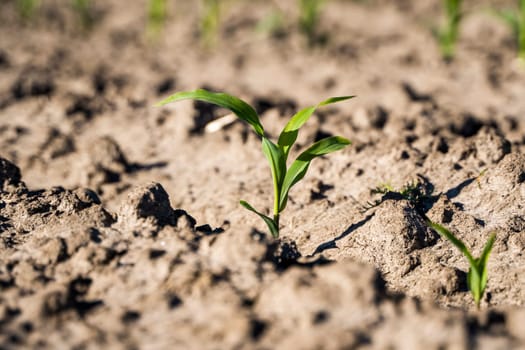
[0,157,523,349]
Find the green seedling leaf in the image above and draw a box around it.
[147,0,168,37]
[296,135,351,160]
[445,0,461,16]
[240,200,279,238]
[495,9,519,29]
[72,0,93,30]
[278,96,354,159]
[256,10,285,37]
[494,0,525,61]
[279,136,350,211]
[156,89,265,137]
[428,221,496,308]
[299,0,324,45]
[200,0,221,47]
[478,233,496,295]
[435,0,463,59]
[262,138,286,186]
[428,222,475,264]
[17,0,39,20]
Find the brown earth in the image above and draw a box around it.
[0,0,524,349]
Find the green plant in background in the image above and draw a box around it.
[200,0,221,47]
[434,0,463,60]
[494,0,525,61]
[147,0,168,38]
[72,0,93,30]
[16,0,39,21]
[370,181,426,204]
[428,221,496,309]
[256,9,286,39]
[156,89,353,238]
[298,0,324,45]
[365,178,434,213]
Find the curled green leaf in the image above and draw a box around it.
[240,200,279,238]
[279,136,350,211]
[428,221,475,265]
[478,233,496,297]
[156,89,265,137]
[278,96,354,159]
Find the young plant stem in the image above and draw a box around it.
[273,187,280,220]
[273,214,280,233]
[270,161,281,236]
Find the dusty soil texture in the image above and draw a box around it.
[1,0,525,349]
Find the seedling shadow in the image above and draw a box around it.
[310,173,479,256]
[444,178,475,199]
[363,174,437,215]
[127,161,168,172]
[310,213,375,256]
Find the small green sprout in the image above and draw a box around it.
[156,89,353,237]
[72,0,93,30]
[434,0,463,60]
[256,9,286,39]
[147,0,168,39]
[365,177,434,213]
[476,168,487,189]
[494,0,525,61]
[200,0,221,47]
[298,0,324,46]
[428,221,496,308]
[16,0,39,21]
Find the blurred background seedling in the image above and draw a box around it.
[494,0,525,62]
[256,8,286,39]
[428,221,496,309]
[434,0,463,60]
[475,168,487,189]
[200,0,221,48]
[72,0,94,30]
[298,0,325,46]
[364,176,435,214]
[16,0,39,21]
[147,0,168,40]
